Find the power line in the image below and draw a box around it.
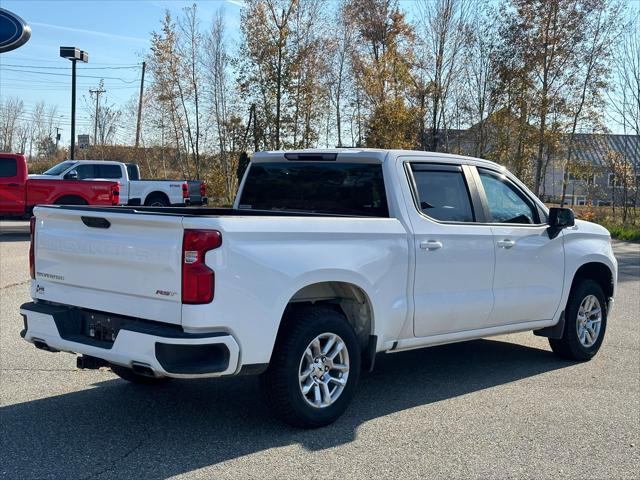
[1,63,141,70]
[1,68,139,83]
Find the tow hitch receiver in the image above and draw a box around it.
[76,355,108,370]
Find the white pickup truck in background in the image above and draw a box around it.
[21,149,617,428]
[30,160,207,207]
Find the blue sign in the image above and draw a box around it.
[0,8,31,53]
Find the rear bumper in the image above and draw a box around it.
[184,197,208,206]
[20,302,240,379]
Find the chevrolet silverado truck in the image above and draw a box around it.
[20,149,617,428]
[0,153,120,216]
[29,159,205,206]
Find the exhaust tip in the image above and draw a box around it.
[131,362,156,378]
[33,339,59,353]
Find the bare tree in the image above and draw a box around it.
[205,10,239,203]
[608,10,640,209]
[560,0,624,206]
[0,97,25,152]
[415,0,470,151]
[460,1,499,158]
[327,4,354,147]
[177,3,204,178]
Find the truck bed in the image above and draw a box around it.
[30,204,406,335]
[46,205,386,218]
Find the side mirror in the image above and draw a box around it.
[547,207,575,239]
[65,169,78,180]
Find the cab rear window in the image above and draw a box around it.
[0,157,17,178]
[239,162,388,217]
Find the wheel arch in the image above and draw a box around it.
[571,261,614,301]
[271,280,377,366]
[53,194,89,205]
[144,191,170,205]
[536,259,615,340]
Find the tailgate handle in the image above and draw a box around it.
[81,216,111,229]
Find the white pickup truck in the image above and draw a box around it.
[30,160,207,207]
[21,149,617,428]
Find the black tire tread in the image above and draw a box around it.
[549,278,607,361]
[144,193,169,206]
[260,305,360,428]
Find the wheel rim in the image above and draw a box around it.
[150,201,164,207]
[576,294,602,348]
[298,332,350,409]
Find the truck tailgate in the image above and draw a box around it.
[33,207,184,324]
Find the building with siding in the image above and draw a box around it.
[441,119,639,206]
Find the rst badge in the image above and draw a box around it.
[0,8,31,53]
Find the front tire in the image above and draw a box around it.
[549,279,607,361]
[260,306,361,428]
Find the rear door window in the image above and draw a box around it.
[0,157,17,177]
[410,164,475,222]
[96,164,122,179]
[239,162,388,216]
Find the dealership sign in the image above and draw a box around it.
[0,8,31,53]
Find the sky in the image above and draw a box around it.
[1,0,638,146]
[0,0,245,145]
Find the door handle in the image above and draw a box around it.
[420,240,443,250]
[7,183,19,187]
[497,239,516,249]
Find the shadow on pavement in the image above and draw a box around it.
[0,233,29,243]
[0,339,574,479]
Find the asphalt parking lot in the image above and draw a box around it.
[1,221,638,479]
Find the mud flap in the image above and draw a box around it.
[534,312,565,339]
[362,335,377,372]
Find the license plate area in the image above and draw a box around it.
[44,302,184,350]
[81,311,123,343]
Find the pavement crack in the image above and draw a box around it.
[0,368,78,372]
[81,438,148,480]
[79,398,155,480]
[1,280,29,290]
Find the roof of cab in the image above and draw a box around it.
[71,160,123,165]
[252,148,505,171]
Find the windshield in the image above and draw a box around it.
[239,162,388,217]
[42,161,76,176]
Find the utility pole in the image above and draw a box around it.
[135,61,146,148]
[90,87,106,146]
[55,126,62,150]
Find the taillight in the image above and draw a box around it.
[200,182,206,197]
[29,216,36,279]
[111,183,120,205]
[182,183,189,199]
[182,229,222,304]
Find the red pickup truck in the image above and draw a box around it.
[0,153,120,216]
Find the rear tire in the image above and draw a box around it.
[549,279,607,361]
[110,365,169,385]
[260,306,361,428]
[144,194,169,207]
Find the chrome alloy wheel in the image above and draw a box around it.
[576,294,602,348]
[298,332,350,408]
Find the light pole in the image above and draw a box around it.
[60,47,88,160]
